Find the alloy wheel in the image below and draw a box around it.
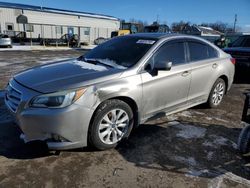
[98,109,129,145]
[212,82,225,105]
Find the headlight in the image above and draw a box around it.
[30,88,86,108]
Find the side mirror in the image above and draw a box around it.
[155,61,172,71]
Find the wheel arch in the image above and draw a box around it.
[89,96,140,131]
[218,75,229,94]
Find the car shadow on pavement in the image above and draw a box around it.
[234,67,250,84]
[1,116,250,180]
[117,120,250,180]
[0,122,52,159]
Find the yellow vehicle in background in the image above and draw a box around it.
[111,22,142,38]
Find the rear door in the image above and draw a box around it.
[141,39,192,118]
[186,40,220,104]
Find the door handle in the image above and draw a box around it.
[212,63,218,69]
[182,71,190,77]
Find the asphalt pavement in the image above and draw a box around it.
[0,50,249,187]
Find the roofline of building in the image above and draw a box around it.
[0,2,120,21]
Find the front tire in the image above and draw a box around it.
[88,99,134,150]
[207,78,226,108]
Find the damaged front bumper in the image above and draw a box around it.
[4,79,94,150]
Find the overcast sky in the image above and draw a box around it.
[1,0,250,31]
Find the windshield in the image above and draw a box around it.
[232,36,250,47]
[84,36,157,68]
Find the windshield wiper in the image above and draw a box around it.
[79,57,115,68]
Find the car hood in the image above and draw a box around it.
[223,47,250,53]
[14,59,125,93]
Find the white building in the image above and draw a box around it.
[0,2,120,44]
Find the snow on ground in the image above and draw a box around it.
[175,123,207,139]
[202,135,237,149]
[38,58,73,64]
[0,44,96,51]
[0,62,9,67]
[175,156,197,166]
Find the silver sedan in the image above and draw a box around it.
[5,33,235,150]
[0,34,12,48]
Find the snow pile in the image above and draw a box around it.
[202,135,237,149]
[175,124,207,139]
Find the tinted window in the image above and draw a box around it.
[232,36,250,47]
[188,42,218,61]
[243,37,250,47]
[151,42,186,67]
[207,45,218,58]
[85,37,157,68]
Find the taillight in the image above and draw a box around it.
[230,58,236,65]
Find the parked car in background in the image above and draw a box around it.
[40,34,80,47]
[5,34,235,151]
[94,37,109,45]
[223,35,250,67]
[0,34,12,48]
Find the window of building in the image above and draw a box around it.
[25,24,34,32]
[6,23,14,31]
[83,27,90,35]
[56,26,63,35]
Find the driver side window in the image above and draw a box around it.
[149,42,186,68]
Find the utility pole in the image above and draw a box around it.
[156,14,159,24]
[41,0,44,10]
[233,14,237,33]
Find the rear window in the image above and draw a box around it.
[232,36,250,47]
[243,38,250,47]
[188,42,218,62]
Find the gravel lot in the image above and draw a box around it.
[0,50,250,187]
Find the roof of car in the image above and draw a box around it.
[127,33,187,39]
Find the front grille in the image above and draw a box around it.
[5,84,22,112]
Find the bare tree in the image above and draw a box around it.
[200,22,234,33]
[171,21,191,32]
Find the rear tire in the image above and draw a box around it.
[207,78,226,108]
[238,125,250,154]
[88,99,134,150]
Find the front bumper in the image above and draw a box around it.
[5,79,94,150]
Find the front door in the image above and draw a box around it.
[80,27,91,43]
[141,40,191,118]
[68,27,74,37]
